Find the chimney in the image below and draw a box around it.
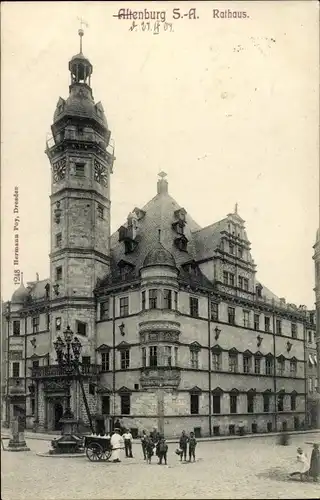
[157,171,168,195]
[36,273,39,281]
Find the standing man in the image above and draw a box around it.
[110,428,124,463]
[123,428,133,458]
[140,430,147,460]
[179,430,189,462]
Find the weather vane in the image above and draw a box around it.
[77,17,89,53]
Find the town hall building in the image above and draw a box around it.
[3,31,316,438]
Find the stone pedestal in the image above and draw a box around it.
[7,419,30,452]
[49,417,83,454]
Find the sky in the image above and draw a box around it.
[1,1,319,307]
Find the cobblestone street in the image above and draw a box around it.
[2,433,320,499]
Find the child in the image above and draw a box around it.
[145,436,154,464]
[157,437,168,465]
[309,443,320,482]
[289,447,309,481]
[188,432,197,462]
[179,430,189,462]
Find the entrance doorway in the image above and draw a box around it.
[54,403,64,431]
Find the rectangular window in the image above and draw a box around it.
[120,350,130,370]
[31,399,35,415]
[189,297,199,318]
[97,205,104,219]
[243,310,250,328]
[174,291,178,310]
[32,360,39,369]
[263,394,270,413]
[149,289,158,309]
[120,394,131,415]
[238,247,243,259]
[238,276,243,289]
[149,346,158,367]
[163,346,172,366]
[212,353,221,371]
[55,233,62,248]
[229,243,234,255]
[212,395,221,414]
[291,323,297,339]
[141,291,146,310]
[56,266,62,281]
[243,355,251,374]
[76,321,87,336]
[223,271,228,284]
[291,395,296,411]
[163,289,172,309]
[190,350,199,369]
[12,362,20,377]
[32,316,40,334]
[100,300,109,320]
[276,319,282,334]
[142,347,146,367]
[190,394,199,415]
[247,395,255,413]
[243,278,249,291]
[308,331,313,343]
[254,357,261,374]
[290,360,297,375]
[230,394,237,414]
[266,358,273,375]
[228,307,235,325]
[101,352,110,372]
[229,354,238,372]
[46,313,50,330]
[55,317,61,331]
[309,377,313,393]
[82,356,91,365]
[75,164,85,176]
[277,359,285,376]
[254,314,260,330]
[101,396,110,415]
[210,302,219,321]
[119,296,129,317]
[174,346,178,366]
[229,273,235,286]
[264,316,270,332]
[13,320,20,336]
[277,394,284,412]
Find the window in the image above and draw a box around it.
[101,352,110,372]
[210,302,219,321]
[290,359,297,375]
[100,300,109,320]
[243,278,249,291]
[32,316,39,334]
[238,247,243,259]
[82,356,91,365]
[254,356,261,374]
[75,164,85,176]
[120,296,129,317]
[163,289,172,309]
[263,394,270,412]
[266,357,273,375]
[264,316,270,332]
[89,383,95,395]
[291,394,296,411]
[243,310,250,328]
[291,323,297,339]
[120,350,130,370]
[32,360,39,369]
[277,393,284,412]
[190,350,199,369]
[31,399,35,415]
[238,276,243,289]
[97,205,104,219]
[149,346,158,367]
[230,393,238,413]
[77,321,87,336]
[174,292,178,310]
[212,353,221,371]
[254,314,260,330]
[55,317,61,331]
[13,320,20,336]
[46,313,50,330]
[308,331,313,343]
[174,346,178,366]
[277,358,285,376]
[243,355,251,373]
[141,291,146,310]
[276,319,282,334]
[142,347,146,367]
[247,394,255,413]
[228,307,235,325]
[229,352,238,372]
[56,266,62,281]
[102,396,110,415]
[229,243,234,255]
[212,394,221,414]
[163,346,172,366]
[55,233,62,248]
[229,273,235,286]
[12,362,20,377]
[189,297,199,318]
[120,394,131,415]
[148,289,157,309]
[190,394,199,414]
[308,377,313,393]
[223,271,228,284]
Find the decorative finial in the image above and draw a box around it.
[234,202,238,214]
[77,17,89,53]
[21,272,24,284]
[158,171,167,179]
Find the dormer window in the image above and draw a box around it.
[174,235,188,252]
[75,163,85,176]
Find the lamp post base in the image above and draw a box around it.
[49,417,83,455]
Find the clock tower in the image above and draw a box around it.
[46,28,114,355]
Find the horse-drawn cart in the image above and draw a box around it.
[84,435,112,462]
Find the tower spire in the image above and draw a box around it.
[77,17,89,54]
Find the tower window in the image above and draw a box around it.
[97,205,104,219]
[119,296,129,317]
[189,297,199,318]
[76,321,87,336]
[163,289,172,309]
[12,362,20,378]
[13,320,20,336]
[149,289,158,309]
[55,233,62,248]
[55,317,61,331]
[55,266,62,281]
[149,346,158,367]
[141,291,146,310]
[75,164,85,176]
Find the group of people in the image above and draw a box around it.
[290,444,319,482]
[140,428,169,464]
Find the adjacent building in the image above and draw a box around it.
[2,31,315,437]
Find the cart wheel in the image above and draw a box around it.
[103,449,112,461]
[86,443,103,462]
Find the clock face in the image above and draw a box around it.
[94,159,108,187]
[52,159,66,183]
